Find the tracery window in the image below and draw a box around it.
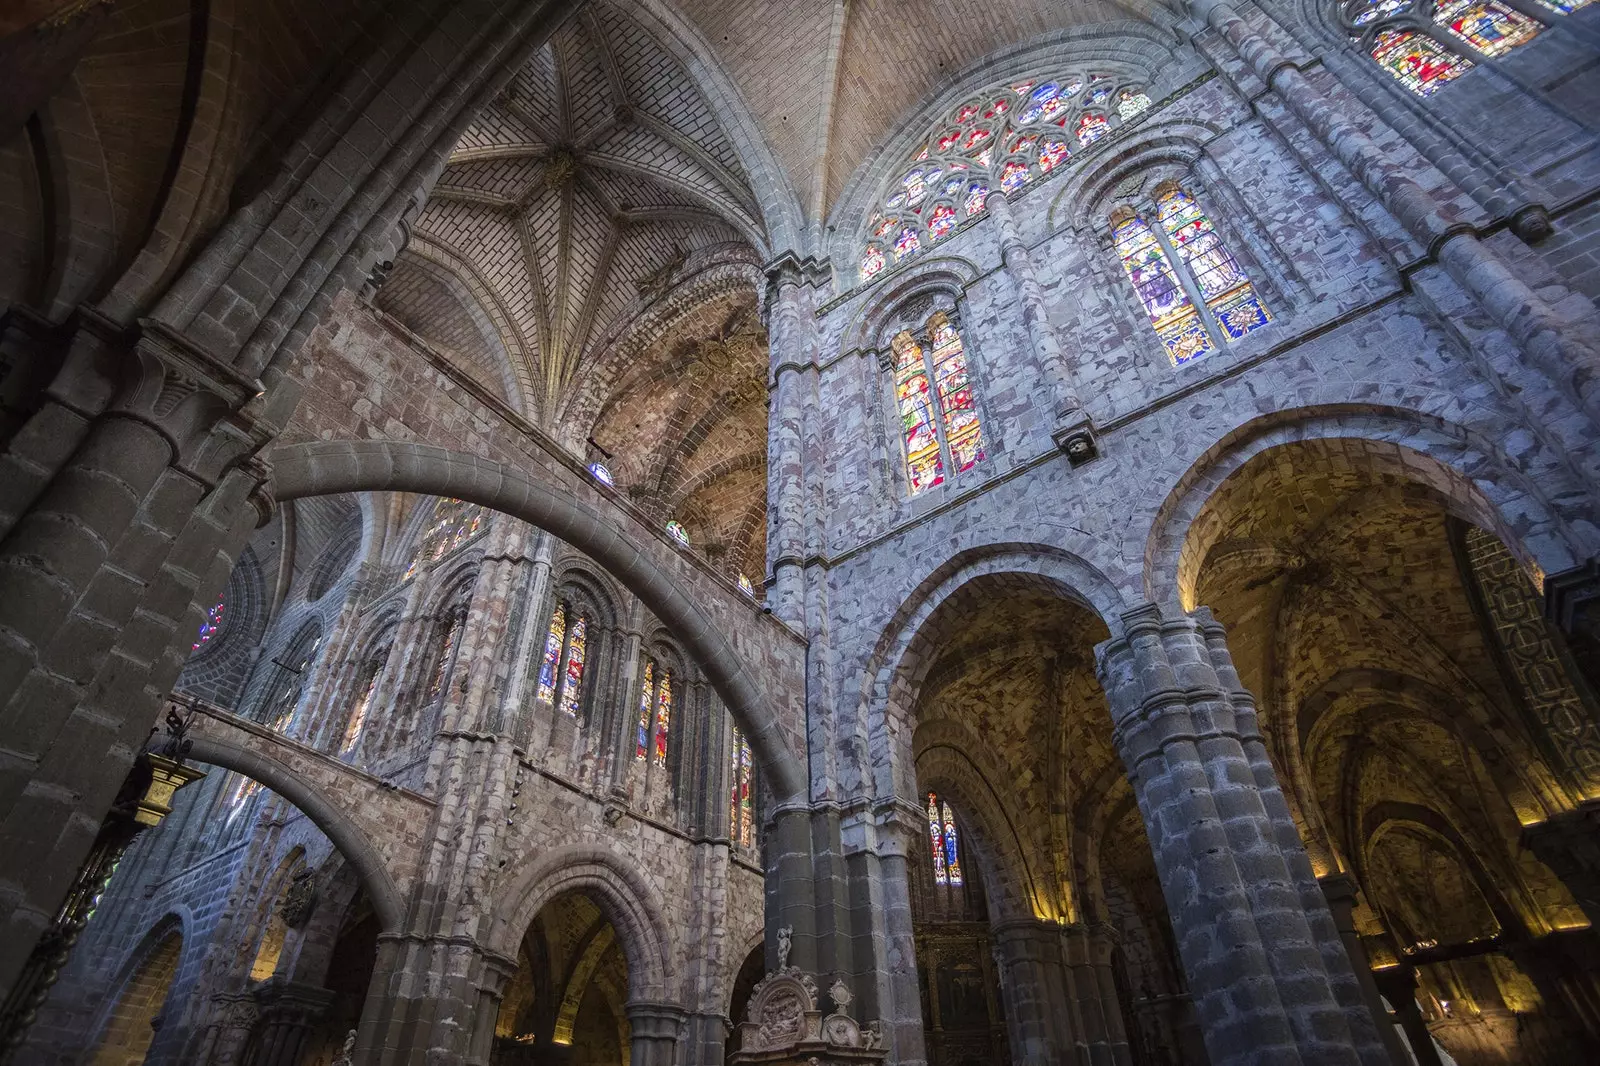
[634,658,675,766]
[259,627,322,731]
[1111,181,1270,366]
[588,462,614,486]
[404,497,487,581]
[340,645,391,754]
[537,601,590,719]
[737,573,755,597]
[1337,0,1573,96]
[193,596,225,650]
[890,311,984,496]
[859,71,1155,282]
[926,791,963,886]
[424,607,466,706]
[666,520,690,547]
[729,726,754,849]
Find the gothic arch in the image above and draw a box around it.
[486,843,677,1004]
[183,734,404,933]
[1048,117,1224,227]
[841,258,983,356]
[85,911,189,1064]
[269,439,807,804]
[1140,405,1589,610]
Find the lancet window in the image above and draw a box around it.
[729,725,754,849]
[635,658,675,767]
[926,791,963,886]
[404,497,487,581]
[1338,0,1577,96]
[537,601,590,720]
[859,71,1156,282]
[424,605,467,707]
[1111,180,1270,366]
[257,625,322,731]
[340,643,391,755]
[889,310,985,496]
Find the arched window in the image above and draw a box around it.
[1111,181,1270,366]
[192,596,225,650]
[537,601,590,719]
[926,791,964,887]
[634,657,677,767]
[424,607,466,705]
[665,520,690,547]
[1337,0,1573,96]
[404,497,487,581]
[258,626,323,731]
[737,573,755,597]
[858,72,1155,282]
[890,310,984,495]
[588,461,614,486]
[729,725,754,849]
[340,645,391,754]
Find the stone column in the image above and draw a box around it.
[1369,967,1444,1066]
[503,532,556,752]
[763,254,813,626]
[1062,924,1136,1066]
[246,980,335,1066]
[983,191,1098,463]
[1319,874,1408,1066]
[626,1001,686,1066]
[1187,0,1600,423]
[991,919,1074,1064]
[1096,602,1363,1066]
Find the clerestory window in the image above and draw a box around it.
[536,602,589,719]
[890,311,985,496]
[635,659,675,767]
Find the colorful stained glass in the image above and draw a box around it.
[872,217,896,238]
[941,176,965,197]
[1008,132,1038,155]
[738,573,755,596]
[666,520,690,546]
[425,612,463,702]
[1533,0,1593,10]
[963,126,993,152]
[1087,85,1113,106]
[405,498,486,581]
[894,227,921,261]
[928,792,948,884]
[537,605,565,705]
[1038,138,1070,172]
[1114,209,1212,365]
[894,332,943,495]
[1076,112,1110,146]
[1018,82,1059,124]
[341,655,387,754]
[983,97,1010,119]
[886,192,906,210]
[636,660,654,759]
[193,596,224,650]
[929,317,984,474]
[653,672,672,766]
[557,617,586,718]
[955,102,980,123]
[1010,80,1035,97]
[927,204,957,241]
[230,777,262,810]
[975,147,992,169]
[730,727,753,847]
[1371,29,1472,95]
[1350,0,1410,24]
[936,128,962,152]
[860,244,886,280]
[943,804,963,886]
[1000,160,1029,194]
[1434,0,1541,56]
[1156,185,1270,343]
[914,146,929,161]
[963,182,989,217]
[903,168,931,206]
[1117,90,1153,119]
[588,461,613,486]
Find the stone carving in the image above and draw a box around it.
[729,965,886,1065]
[776,925,792,970]
[279,870,316,928]
[331,1029,357,1065]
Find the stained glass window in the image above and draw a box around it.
[860,70,1154,281]
[1433,0,1542,55]
[1076,112,1110,146]
[1114,207,1209,365]
[730,726,754,848]
[537,605,566,705]
[1351,0,1411,23]
[1370,29,1473,95]
[636,660,655,759]
[231,777,262,809]
[1155,184,1271,342]
[558,617,586,718]
[738,573,755,597]
[929,316,984,474]
[192,595,225,651]
[1117,90,1153,119]
[341,651,388,754]
[1534,0,1593,10]
[893,332,944,495]
[666,520,690,547]
[928,792,948,884]
[861,244,886,280]
[405,498,487,581]
[653,672,672,766]
[425,611,463,702]
[588,462,614,486]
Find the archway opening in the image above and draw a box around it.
[87,927,182,1066]
[493,891,633,1065]
[1187,438,1600,1064]
[724,942,765,1062]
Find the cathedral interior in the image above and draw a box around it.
[4,1,1600,1064]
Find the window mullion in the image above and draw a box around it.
[1149,213,1225,349]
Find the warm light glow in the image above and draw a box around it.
[1554,918,1593,931]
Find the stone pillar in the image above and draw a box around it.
[839,800,926,1066]
[991,919,1073,1064]
[1319,875,1408,1066]
[626,1001,686,1066]
[1523,802,1600,927]
[982,191,1097,463]
[763,254,813,626]
[680,1010,730,1066]
[1369,967,1443,1066]
[1096,602,1363,1066]
[1186,0,1600,423]
[247,980,335,1066]
[1062,924,1136,1066]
